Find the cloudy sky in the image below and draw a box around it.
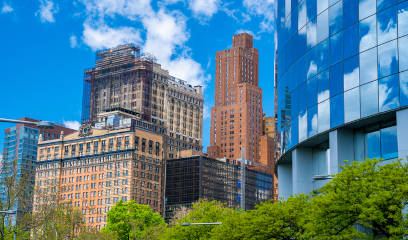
[0,0,275,151]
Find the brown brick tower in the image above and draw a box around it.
[207,33,263,163]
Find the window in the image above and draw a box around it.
[366,125,398,160]
[344,55,359,91]
[378,39,399,79]
[360,47,378,84]
[344,87,360,123]
[377,6,397,45]
[359,14,377,52]
[360,81,379,117]
[379,74,399,112]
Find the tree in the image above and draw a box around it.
[303,158,408,239]
[103,200,166,240]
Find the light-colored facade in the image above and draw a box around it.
[34,113,165,231]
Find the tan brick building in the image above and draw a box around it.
[208,33,263,163]
[33,112,165,231]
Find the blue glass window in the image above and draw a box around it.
[298,0,307,30]
[380,126,398,159]
[360,47,378,84]
[299,111,308,142]
[318,99,330,132]
[330,62,344,96]
[317,10,329,43]
[307,77,318,107]
[308,105,318,137]
[366,131,381,159]
[330,31,343,65]
[344,0,359,27]
[378,0,397,11]
[359,15,377,52]
[317,39,329,72]
[318,69,330,102]
[378,6,398,45]
[344,55,360,91]
[329,1,343,35]
[344,87,360,122]
[317,0,329,14]
[359,0,376,20]
[291,115,299,148]
[399,36,408,72]
[378,39,399,79]
[343,24,359,59]
[330,93,344,128]
[379,74,399,112]
[360,81,379,117]
[398,1,408,37]
[307,19,317,48]
[400,71,408,106]
[307,0,317,21]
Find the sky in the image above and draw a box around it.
[0,0,276,152]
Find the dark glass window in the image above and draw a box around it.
[359,15,377,52]
[318,70,330,102]
[317,39,329,72]
[381,126,398,159]
[398,1,408,37]
[366,131,381,159]
[308,105,318,137]
[344,87,360,122]
[343,24,359,59]
[360,47,378,84]
[330,62,344,96]
[344,55,360,91]
[400,71,408,107]
[343,0,359,27]
[377,6,397,45]
[360,81,379,117]
[378,39,399,79]
[399,36,408,72]
[307,0,317,21]
[329,0,343,35]
[379,74,399,112]
[330,31,343,65]
[330,93,344,128]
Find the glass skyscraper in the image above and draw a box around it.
[275,0,408,198]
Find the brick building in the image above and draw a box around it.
[208,33,263,164]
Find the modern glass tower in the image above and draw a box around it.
[275,0,408,198]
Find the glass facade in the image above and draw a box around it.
[276,0,408,153]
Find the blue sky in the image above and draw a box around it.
[0,0,275,152]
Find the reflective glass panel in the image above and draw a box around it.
[298,0,307,30]
[307,19,317,48]
[366,130,381,159]
[307,77,318,107]
[344,0,359,27]
[291,115,299,148]
[343,24,359,59]
[318,99,330,132]
[399,35,408,72]
[359,15,377,52]
[360,81,379,117]
[329,1,343,35]
[299,111,308,142]
[330,62,344,97]
[317,40,329,72]
[359,0,376,20]
[377,6,397,45]
[378,39,399,79]
[307,0,317,21]
[379,74,399,112]
[318,70,330,102]
[398,1,408,37]
[380,126,398,159]
[308,105,318,137]
[317,10,329,43]
[344,87,360,122]
[360,47,378,84]
[344,55,360,91]
[307,49,318,78]
[400,71,408,106]
[330,31,343,65]
[377,0,397,12]
[317,0,329,14]
[330,93,344,128]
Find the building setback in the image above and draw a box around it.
[33,111,165,232]
[82,44,204,159]
[207,33,263,163]
[1,118,75,225]
[165,154,274,221]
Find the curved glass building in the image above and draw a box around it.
[275,0,408,198]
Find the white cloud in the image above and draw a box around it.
[235,29,260,40]
[188,0,219,19]
[82,23,142,51]
[36,0,58,23]
[243,0,275,32]
[1,3,13,13]
[203,104,211,119]
[63,120,81,130]
[70,35,78,48]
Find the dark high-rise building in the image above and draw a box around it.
[275,0,408,200]
[1,118,75,225]
[165,154,274,221]
[207,33,263,163]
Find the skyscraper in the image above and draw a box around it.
[208,33,263,163]
[1,118,75,225]
[275,0,408,199]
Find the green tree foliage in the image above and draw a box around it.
[103,200,166,240]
